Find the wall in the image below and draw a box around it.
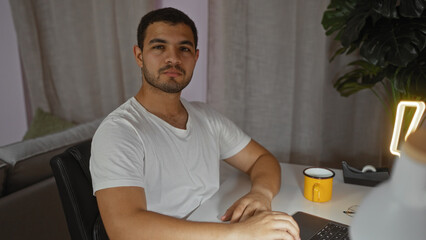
[0,0,208,146]
[0,0,27,146]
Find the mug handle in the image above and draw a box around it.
[312,183,320,202]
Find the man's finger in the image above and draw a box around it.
[271,213,300,237]
[221,201,241,221]
[275,213,300,233]
[221,206,234,221]
[275,224,300,240]
[229,204,249,223]
[275,228,301,240]
[238,206,257,222]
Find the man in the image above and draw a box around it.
[90,7,300,240]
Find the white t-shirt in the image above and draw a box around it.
[90,97,250,218]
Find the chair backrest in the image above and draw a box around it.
[50,140,109,240]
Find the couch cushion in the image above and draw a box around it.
[0,160,9,197]
[0,177,71,240]
[0,118,102,194]
[23,108,76,140]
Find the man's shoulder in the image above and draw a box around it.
[94,98,144,137]
[106,98,139,118]
[184,100,219,116]
[102,97,146,123]
[184,100,208,109]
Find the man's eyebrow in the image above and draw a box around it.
[179,40,194,47]
[148,38,167,45]
[148,38,194,47]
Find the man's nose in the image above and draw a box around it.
[165,48,182,65]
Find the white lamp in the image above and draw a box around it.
[389,101,425,157]
[350,101,426,240]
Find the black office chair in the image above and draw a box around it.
[50,140,109,240]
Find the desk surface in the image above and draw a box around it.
[188,163,372,225]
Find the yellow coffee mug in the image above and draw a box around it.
[303,167,335,203]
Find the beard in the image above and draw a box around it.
[141,60,192,93]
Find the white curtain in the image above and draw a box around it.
[208,0,392,168]
[9,0,155,123]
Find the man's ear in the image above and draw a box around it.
[133,45,143,68]
[195,49,200,62]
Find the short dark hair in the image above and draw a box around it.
[137,7,198,50]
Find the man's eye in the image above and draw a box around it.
[180,47,191,52]
[153,45,164,50]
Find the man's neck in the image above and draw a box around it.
[134,85,188,129]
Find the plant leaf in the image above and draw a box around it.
[399,0,426,17]
[372,0,398,18]
[340,5,371,47]
[334,60,384,96]
[329,47,347,62]
[360,18,426,67]
[391,50,426,97]
[321,0,358,38]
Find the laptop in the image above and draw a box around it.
[292,211,350,240]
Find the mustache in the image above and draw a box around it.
[159,64,185,74]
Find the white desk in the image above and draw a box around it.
[188,163,372,225]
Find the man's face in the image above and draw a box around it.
[138,22,199,93]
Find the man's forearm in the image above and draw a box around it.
[106,210,237,240]
[221,141,283,223]
[107,208,300,240]
[247,153,281,200]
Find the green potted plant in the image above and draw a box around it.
[321,0,426,131]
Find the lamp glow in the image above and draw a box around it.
[389,101,425,157]
[350,101,426,240]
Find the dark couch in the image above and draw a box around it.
[0,119,101,240]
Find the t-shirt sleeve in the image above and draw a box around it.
[202,105,251,160]
[90,118,145,195]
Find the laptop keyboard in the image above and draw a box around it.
[310,222,350,240]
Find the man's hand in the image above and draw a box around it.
[222,139,282,223]
[221,190,272,223]
[233,211,300,240]
[97,186,299,240]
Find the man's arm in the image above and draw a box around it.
[96,186,300,240]
[221,139,283,223]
